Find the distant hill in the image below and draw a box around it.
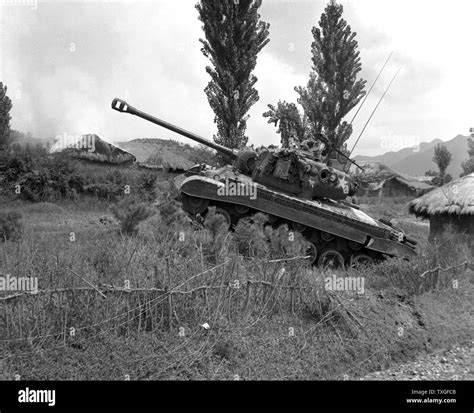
[355,139,442,166]
[355,135,469,177]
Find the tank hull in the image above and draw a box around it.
[180,173,416,260]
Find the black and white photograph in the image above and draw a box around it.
[0,0,473,410]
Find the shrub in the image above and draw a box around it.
[3,150,33,183]
[16,168,53,201]
[203,207,229,259]
[155,195,191,228]
[8,153,84,202]
[265,223,307,259]
[0,211,22,241]
[233,213,308,260]
[137,172,158,201]
[110,198,156,236]
[233,213,269,258]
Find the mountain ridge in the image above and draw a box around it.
[355,135,469,177]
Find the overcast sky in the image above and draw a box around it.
[1,0,473,156]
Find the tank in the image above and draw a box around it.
[112,98,417,268]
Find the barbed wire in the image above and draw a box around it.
[1,259,470,302]
[418,260,471,278]
[0,260,231,345]
[0,254,309,302]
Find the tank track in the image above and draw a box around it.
[181,193,383,270]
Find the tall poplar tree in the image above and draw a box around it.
[196,0,270,164]
[265,1,365,164]
[432,144,452,178]
[296,0,365,163]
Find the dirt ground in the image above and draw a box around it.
[361,340,473,380]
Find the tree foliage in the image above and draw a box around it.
[295,0,366,161]
[264,1,365,163]
[262,101,308,147]
[432,143,452,178]
[196,0,270,164]
[460,137,474,177]
[0,83,12,149]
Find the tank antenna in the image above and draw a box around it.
[348,51,393,128]
[324,52,392,171]
[349,66,402,157]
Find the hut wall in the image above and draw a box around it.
[429,214,474,238]
[382,179,416,197]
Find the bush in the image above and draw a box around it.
[110,198,156,236]
[233,213,269,258]
[1,143,166,203]
[265,223,307,259]
[2,150,33,183]
[156,197,191,228]
[6,153,84,202]
[0,211,22,241]
[233,213,308,260]
[137,172,158,201]
[203,207,229,259]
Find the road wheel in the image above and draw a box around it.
[214,207,232,230]
[181,193,209,215]
[321,231,335,242]
[349,253,374,269]
[267,214,279,224]
[348,240,364,251]
[305,242,318,266]
[293,222,307,232]
[234,204,250,216]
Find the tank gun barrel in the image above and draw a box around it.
[111,98,237,159]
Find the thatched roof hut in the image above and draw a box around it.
[408,173,474,238]
[50,134,136,165]
[352,160,433,198]
[141,149,193,173]
[381,175,433,197]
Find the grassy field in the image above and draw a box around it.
[0,193,472,380]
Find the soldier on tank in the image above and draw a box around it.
[287,134,300,150]
[300,136,327,162]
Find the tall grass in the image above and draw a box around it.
[0,196,472,379]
